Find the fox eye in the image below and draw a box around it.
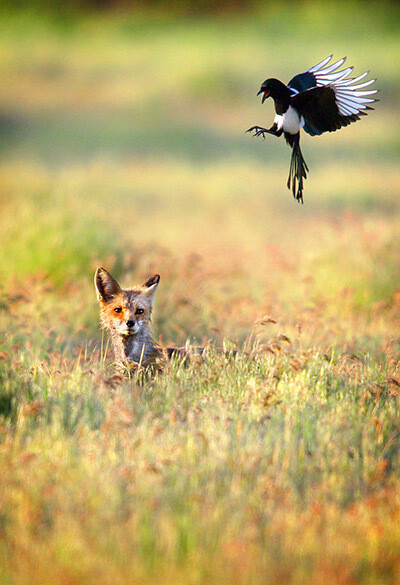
[135,308,144,315]
[114,307,122,313]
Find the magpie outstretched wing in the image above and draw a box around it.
[288,55,349,93]
[289,56,379,136]
[292,85,368,135]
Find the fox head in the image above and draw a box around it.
[95,267,160,338]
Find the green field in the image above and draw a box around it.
[1,3,400,584]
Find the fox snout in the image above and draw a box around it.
[118,315,142,336]
[124,317,141,335]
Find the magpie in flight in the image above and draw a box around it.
[247,55,378,202]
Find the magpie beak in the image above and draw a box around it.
[257,89,269,103]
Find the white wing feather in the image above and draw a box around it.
[306,56,378,117]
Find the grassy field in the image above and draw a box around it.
[1,2,400,584]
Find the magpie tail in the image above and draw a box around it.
[285,132,309,203]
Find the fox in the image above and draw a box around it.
[95,267,239,373]
[95,267,165,370]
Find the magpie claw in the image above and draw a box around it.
[246,126,271,139]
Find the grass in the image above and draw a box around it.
[0,2,400,584]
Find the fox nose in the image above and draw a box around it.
[126,320,135,328]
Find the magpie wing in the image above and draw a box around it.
[288,56,378,136]
[292,86,361,134]
[288,55,347,93]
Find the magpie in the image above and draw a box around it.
[247,55,379,202]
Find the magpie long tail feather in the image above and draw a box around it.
[286,138,309,203]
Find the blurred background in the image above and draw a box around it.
[0,0,399,352]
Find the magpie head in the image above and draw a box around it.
[257,78,287,103]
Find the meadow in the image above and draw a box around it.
[0,2,400,583]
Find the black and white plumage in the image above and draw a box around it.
[247,55,379,202]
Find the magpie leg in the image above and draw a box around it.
[286,133,309,203]
[246,124,281,139]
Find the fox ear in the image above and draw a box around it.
[141,274,160,302]
[142,274,160,289]
[95,267,122,302]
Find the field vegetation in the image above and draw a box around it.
[0,2,400,583]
